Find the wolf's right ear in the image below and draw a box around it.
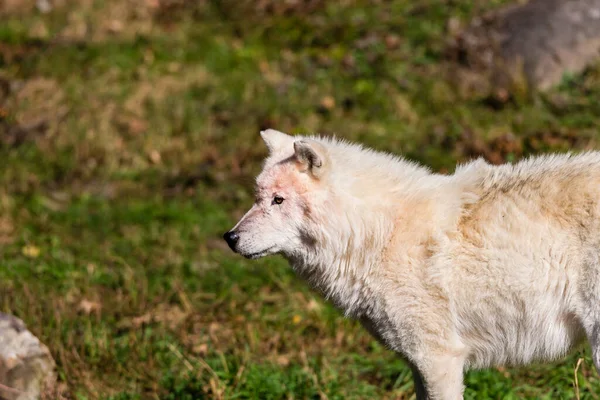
[294,139,329,179]
[260,129,294,153]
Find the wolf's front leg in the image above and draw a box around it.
[584,322,600,373]
[410,365,428,400]
[412,354,465,400]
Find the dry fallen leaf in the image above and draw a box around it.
[320,96,335,110]
[447,17,462,36]
[276,355,290,367]
[131,313,152,328]
[21,245,40,258]
[127,118,148,135]
[108,20,124,33]
[148,150,162,164]
[192,343,208,356]
[0,216,14,245]
[496,366,510,378]
[307,299,321,312]
[385,34,400,49]
[86,263,96,275]
[78,299,101,315]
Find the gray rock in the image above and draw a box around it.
[0,313,56,400]
[450,0,600,95]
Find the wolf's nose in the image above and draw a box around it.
[223,231,239,251]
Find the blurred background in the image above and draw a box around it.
[1,0,600,399]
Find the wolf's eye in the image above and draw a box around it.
[272,196,285,205]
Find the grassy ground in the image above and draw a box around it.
[1,1,600,399]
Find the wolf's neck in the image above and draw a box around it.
[287,176,433,315]
[298,204,392,311]
[287,167,475,318]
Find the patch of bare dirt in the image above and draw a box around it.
[217,0,324,19]
[0,0,34,15]
[123,67,210,117]
[2,77,68,147]
[58,0,158,42]
[11,78,65,122]
[0,216,15,245]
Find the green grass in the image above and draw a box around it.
[1,0,600,398]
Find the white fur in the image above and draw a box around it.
[226,130,600,399]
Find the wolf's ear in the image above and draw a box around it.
[260,129,294,153]
[294,140,329,178]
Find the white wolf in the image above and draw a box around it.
[224,129,600,399]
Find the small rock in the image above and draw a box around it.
[0,313,56,400]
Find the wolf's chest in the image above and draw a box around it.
[319,275,380,319]
[291,260,380,318]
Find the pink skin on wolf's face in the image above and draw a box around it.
[224,160,314,259]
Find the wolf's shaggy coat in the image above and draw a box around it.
[224,130,600,399]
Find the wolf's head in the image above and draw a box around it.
[223,129,332,260]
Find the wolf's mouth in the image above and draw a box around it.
[243,248,274,259]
